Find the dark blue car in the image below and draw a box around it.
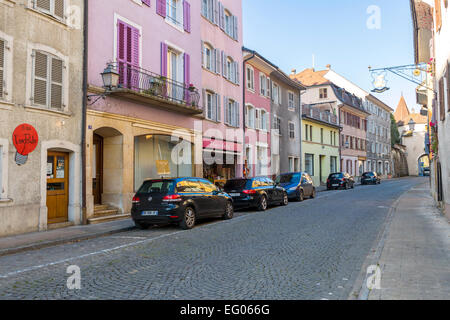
[132,178,234,230]
[275,172,316,202]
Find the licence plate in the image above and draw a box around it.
[229,193,240,197]
[142,211,158,216]
[332,184,339,187]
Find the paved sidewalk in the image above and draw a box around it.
[0,219,135,257]
[368,182,450,300]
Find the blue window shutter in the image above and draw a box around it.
[217,94,221,122]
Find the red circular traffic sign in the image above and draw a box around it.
[12,124,39,156]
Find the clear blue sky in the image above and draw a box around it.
[242,0,419,113]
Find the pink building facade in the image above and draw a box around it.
[242,50,274,177]
[200,0,244,182]
[85,0,204,221]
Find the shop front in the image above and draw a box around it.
[202,138,243,186]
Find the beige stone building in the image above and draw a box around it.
[0,0,84,236]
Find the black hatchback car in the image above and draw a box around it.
[361,172,381,185]
[327,172,355,190]
[223,177,288,211]
[131,178,234,230]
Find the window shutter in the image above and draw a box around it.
[212,49,217,73]
[267,78,271,97]
[36,0,50,11]
[202,89,207,117]
[184,53,190,87]
[201,41,205,68]
[233,16,238,40]
[208,0,213,21]
[156,0,166,17]
[161,42,168,77]
[439,77,445,121]
[235,102,240,127]
[216,94,221,122]
[117,21,126,86]
[219,2,225,30]
[447,63,450,112]
[131,27,140,67]
[142,0,151,6]
[0,39,4,99]
[213,0,219,25]
[216,48,221,75]
[236,62,240,85]
[222,51,226,78]
[33,51,48,106]
[50,57,63,109]
[245,106,248,127]
[183,1,191,33]
[212,93,217,121]
[224,96,229,124]
[54,0,65,20]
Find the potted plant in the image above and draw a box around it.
[188,83,196,92]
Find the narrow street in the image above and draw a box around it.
[0,177,430,299]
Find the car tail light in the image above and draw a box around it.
[163,194,182,202]
[132,196,140,204]
[243,189,257,194]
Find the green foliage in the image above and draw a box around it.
[390,113,401,147]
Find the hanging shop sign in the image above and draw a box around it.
[12,124,39,165]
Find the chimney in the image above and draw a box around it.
[291,69,297,75]
[326,64,331,70]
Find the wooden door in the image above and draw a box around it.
[93,134,103,204]
[47,152,69,224]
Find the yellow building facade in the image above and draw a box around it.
[302,106,341,186]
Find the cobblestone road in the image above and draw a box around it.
[0,177,426,300]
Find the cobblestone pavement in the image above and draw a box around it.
[0,177,426,300]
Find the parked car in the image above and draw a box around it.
[423,167,430,176]
[223,177,288,211]
[275,172,316,201]
[131,178,234,230]
[327,172,355,190]
[361,172,381,185]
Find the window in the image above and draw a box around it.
[260,74,267,96]
[224,56,239,84]
[33,0,65,22]
[225,10,232,36]
[224,97,239,127]
[272,83,280,104]
[260,110,268,131]
[32,50,64,110]
[294,158,300,172]
[305,154,314,176]
[204,90,221,122]
[289,157,295,172]
[320,128,324,144]
[330,156,337,173]
[319,88,328,99]
[288,92,295,109]
[246,105,255,129]
[439,76,446,121]
[0,39,4,100]
[246,65,254,90]
[289,122,295,139]
[273,116,281,135]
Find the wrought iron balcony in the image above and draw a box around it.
[107,62,202,115]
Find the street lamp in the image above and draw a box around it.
[101,64,120,90]
[88,63,120,104]
[408,118,416,131]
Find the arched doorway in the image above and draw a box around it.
[92,127,123,208]
[418,154,429,176]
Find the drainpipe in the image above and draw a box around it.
[243,52,255,178]
[81,0,88,225]
[299,88,306,171]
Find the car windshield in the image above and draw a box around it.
[224,179,249,191]
[276,173,301,184]
[137,180,175,194]
[329,173,343,179]
[363,172,374,177]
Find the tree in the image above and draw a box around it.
[391,113,401,147]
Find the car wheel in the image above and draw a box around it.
[257,195,268,211]
[134,221,150,230]
[310,188,316,199]
[223,201,234,220]
[281,192,289,206]
[297,190,304,202]
[179,206,196,230]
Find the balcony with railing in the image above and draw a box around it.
[302,105,339,127]
[104,62,202,115]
